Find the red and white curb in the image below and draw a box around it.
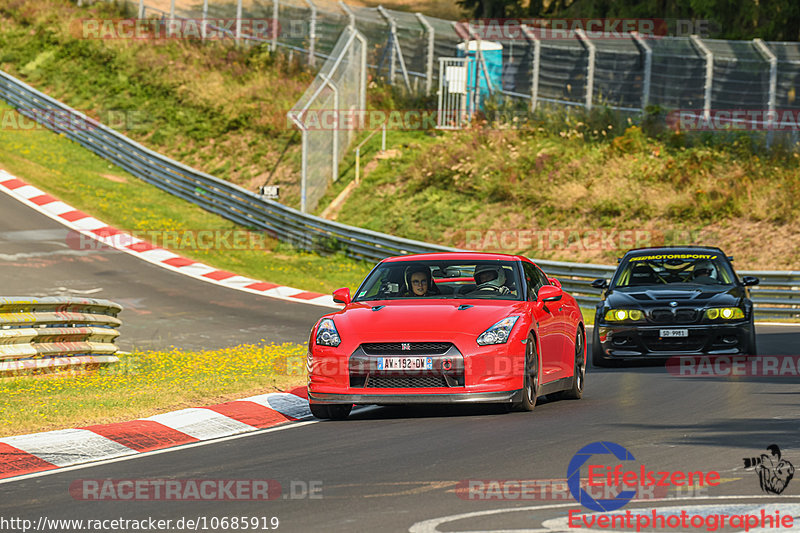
[0,388,311,480]
[0,170,339,309]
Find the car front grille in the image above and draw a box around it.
[365,376,450,388]
[650,308,699,324]
[360,342,453,355]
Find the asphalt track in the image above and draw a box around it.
[0,192,328,351]
[2,189,800,532]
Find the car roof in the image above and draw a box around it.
[381,252,528,263]
[622,246,725,257]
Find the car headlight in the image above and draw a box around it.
[477,316,519,346]
[315,318,341,347]
[705,307,744,320]
[604,309,645,322]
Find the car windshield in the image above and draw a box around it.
[353,260,523,301]
[613,252,736,287]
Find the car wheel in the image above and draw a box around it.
[553,329,585,400]
[310,403,352,420]
[747,320,758,356]
[591,327,610,368]
[512,334,538,412]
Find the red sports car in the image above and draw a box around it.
[306,252,586,419]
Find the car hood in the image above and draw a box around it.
[604,284,744,308]
[330,300,527,339]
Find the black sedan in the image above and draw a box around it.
[591,247,759,366]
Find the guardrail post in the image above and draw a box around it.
[272,0,280,51]
[236,0,243,47]
[521,25,540,112]
[754,38,777,143]
[201,0,208,40]
[691,35,713,121]
[631,31,652,111]
[575,29,595,110]
[416,13,434,96]
[305,0,317,67]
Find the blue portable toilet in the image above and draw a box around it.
[456,40,503,111]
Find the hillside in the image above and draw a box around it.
[1,0,798,271]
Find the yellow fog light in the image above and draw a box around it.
[605,309,645,322]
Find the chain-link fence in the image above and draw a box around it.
[287,26,366,213]
[127,1,800,122]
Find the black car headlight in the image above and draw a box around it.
[315,318,341,347]
[604,309,645,322]
[705,307,744,321]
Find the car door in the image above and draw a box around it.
[523,262,563,382]
[536,265,571,378]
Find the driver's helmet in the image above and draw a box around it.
[474,264,506,289]
[693,259,716,279]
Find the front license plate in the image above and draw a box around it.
[659,329,689,338]
[377,357,433,371]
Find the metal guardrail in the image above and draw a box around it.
[0,297,122,374]
[0,70,797,318]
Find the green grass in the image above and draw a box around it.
[0,343,307,437]
[0,101,372,294]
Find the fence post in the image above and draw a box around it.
[138,0,144,19]
[338,1,355,28]
[575,29,595,111]
[236,0,243,46]
[378,7,411,91]
[321,74,340,183]
[753,38,777,139]
[631,32,652,112]
[353,30,368,128]
[305,0,317,67]
[168,0,175,37]
[691,35,713,121]
[201,0,208,40]
[521,25,540,112]
[416,13,434,96]
[271,0,280,51]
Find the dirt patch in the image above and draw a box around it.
[101,173,127,183]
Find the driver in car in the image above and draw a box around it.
[472,265,510,295]
[403,266,441,297]
[692,260,718,284]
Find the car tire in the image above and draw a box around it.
[553,329,585,400]
[591,327,610,368]
[512,334,538,412]
[310,403,352,420]
[747,320,758,356]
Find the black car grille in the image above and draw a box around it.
[365,376,449,388]
[360,342,452,355]
[649,308,699,324]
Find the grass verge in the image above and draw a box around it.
[0,343,307,437]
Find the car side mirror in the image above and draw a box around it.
[548,277,562,288]
[538,285,562,302]
[742,276,759,287]
[592,278,609,289]
[332,287,351,305]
